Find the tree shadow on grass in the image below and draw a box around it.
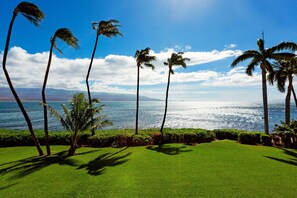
[265,148,297,166]
[0,182,19,191]
[146,144,192,155]
[77,147,131,176]
[0,150,99,180]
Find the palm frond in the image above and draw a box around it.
[231,50,260,67]
[15,2,45,27]
[135,47,156,69]
[144,63,155,70]
[98,19,123,37]
[246,58,260,76]
[269,42,297,53]
[48,105,69,130]
[270,53,296,61]
[92,22,99,30]
[53,42,63,54]
[54,28,79,49]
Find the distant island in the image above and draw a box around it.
[0,88,160,101]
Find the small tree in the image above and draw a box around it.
[48,93,112,156]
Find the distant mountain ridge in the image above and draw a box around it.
[0,88,160,101]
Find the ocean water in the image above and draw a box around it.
[0,101,296,132]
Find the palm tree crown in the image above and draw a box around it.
[135,47,156,69]
[51,28,79,53]
[14,2,45,26]
[92,19,123,37]
[231,39,297,76]
[268,58,297,93]
[164,52,190,74]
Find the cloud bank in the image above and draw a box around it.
[0,46,260,98]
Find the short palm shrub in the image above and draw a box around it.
[273,120,297,148]
[49,93,112,156]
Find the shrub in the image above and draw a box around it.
[184,132,197,144]
[151,132,161,145]
[213,129,243,140]
[261,134,272,146]
[239,133,258,145]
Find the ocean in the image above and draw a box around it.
[0,101,296,132]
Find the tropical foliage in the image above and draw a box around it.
[231,38,297,134]
[48,93,112,156]
[268,58,297,124]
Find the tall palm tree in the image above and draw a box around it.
[134,48,156,134]
[42,28,79,155]
[86,20,122,135]
[268,58,297,124]
[48,93,112,156]
[160,52,190,140]
[2,2,45,156]
[231,39,297,134]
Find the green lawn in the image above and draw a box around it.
[0,140,296,197]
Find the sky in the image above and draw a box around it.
[1,0,297,102]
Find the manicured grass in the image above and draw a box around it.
[0,140,296,197]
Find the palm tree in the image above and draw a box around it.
[42,28,79,155]
[86,20,123,135]
[48,93,112,156]
[231,39,297,134]
[160,52,190,141]
[268,58,297,124]
[134,48,156,134]
[2,2,45,156]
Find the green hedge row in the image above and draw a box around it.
[2,128,294,147]
[0,129,215,147]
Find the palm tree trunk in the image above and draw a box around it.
[285,76,293,124]
[42,41,54,155]
[160,67,171,141]
[86,34,99,136]
[2,14,44,156]
[291,85,297,108]
[261,67,269,134]
[135,65,140,134]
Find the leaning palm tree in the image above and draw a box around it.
[48,93,112,156]
[160,52,190,141]
[231,38,297,134]
[42,28,79,155]
[268,58,297,124]
[2,2,45,156]
[134,48,156,134]
[86,19,123,135]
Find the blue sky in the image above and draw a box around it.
[1,0,297,101]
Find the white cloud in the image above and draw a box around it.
[202,66,261,87]
[0,46,249,98]
[224,43,238,49]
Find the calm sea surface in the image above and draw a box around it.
[0,101,296,132]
